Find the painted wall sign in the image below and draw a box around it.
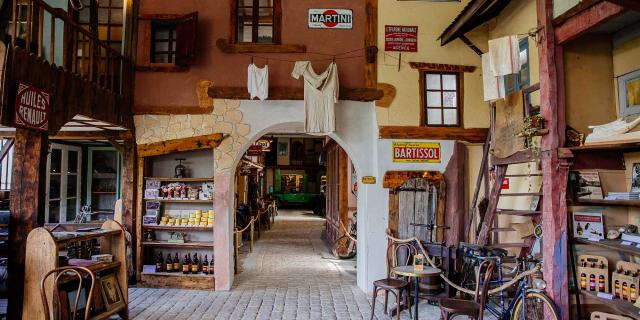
[14,81,49,131]
[392,142,441,163]
[308,9,353,29]
[384,25,418,52]
[247,145,262,156]
[254,138,273,152]
[362,176,376,184]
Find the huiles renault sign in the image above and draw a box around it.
[14,81,49,131]
[308,9,353,29]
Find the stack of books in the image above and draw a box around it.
[606,192,640,200]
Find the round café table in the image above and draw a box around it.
[392,265,441,320]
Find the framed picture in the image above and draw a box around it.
[632,163,640,193]
[277,141,288,156]
[99,274,125,311]
[618,69,640,117]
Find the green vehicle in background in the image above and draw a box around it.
[272,169,324,215]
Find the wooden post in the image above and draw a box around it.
[120,138,137,280]
[249,220,254,252]
[444,142,467,245]
[8,128,48,319]
[537,0,570,318]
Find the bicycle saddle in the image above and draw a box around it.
[489,247,508,258]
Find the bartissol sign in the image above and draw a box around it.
[308,9,353,29]
[14,81,49,131]
[392,142,441,163]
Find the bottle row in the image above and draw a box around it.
[155,252,213,275]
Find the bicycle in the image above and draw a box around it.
[331,212,357,259]
[458,244,559,319]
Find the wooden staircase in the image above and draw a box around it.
[476,152,543,255]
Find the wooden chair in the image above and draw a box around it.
[40,266,96,320]
[370,240,415,320]
[439,260,496,320]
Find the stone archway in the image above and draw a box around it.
[213,100,386,292]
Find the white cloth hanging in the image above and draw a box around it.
[291,61,339,134]
[482,53,505,101]
[488,35,520,76]
[247,63,269,100]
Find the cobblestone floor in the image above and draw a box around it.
[129,209,446,320]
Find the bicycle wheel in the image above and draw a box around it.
[331,235,356,259]
[511,291,560,320]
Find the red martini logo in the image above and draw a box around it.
[308,9,353,29]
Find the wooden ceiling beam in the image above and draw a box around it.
[378,126,489,144]
[50,130,132,140]
[208,86,383,102]
[137,133,225,158]
[554,1,625,44]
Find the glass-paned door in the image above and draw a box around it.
[45,144,82,223]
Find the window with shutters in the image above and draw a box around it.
[137,12,198,71]
[233,0,281,44]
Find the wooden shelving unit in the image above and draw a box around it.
[136,170,215,290]
[23,220,127,320]
[579,290,640,319]
[573,238,640,256]
[572,199,640,207]
[141,241,214,248]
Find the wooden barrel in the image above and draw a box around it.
[419,274,443,294]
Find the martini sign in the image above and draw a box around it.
[14,82,49,131]
[308,9,353,29]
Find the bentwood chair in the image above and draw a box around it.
[439,260,496,320]
[40,266,96,320]
[370,240,415,320]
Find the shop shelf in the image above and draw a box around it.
[580,290,640,318]
[144,199,214,204]
[143,225,213,231]
[572,199,640,207]
[144,177,214,183]
[141,271,214,278]
[141,241,214,248]
[573,238,640,256]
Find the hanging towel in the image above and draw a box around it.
[482,53,505,101]
[247,63,269,100]
[488,35,520,76]
[291,61,339,134]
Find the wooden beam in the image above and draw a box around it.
[378,126,488,143]
[538,0,570,317]
[607,0,640,13]
[382,171,444,189]
[120,138,137,275]
[554,1,625,44]
[553,0,602,26]
[137,133,225,157]
[444,142,466,246]
[216,38,306,54]
[8,129,48,319]
[49,130,132,140]
[459,35,484,56]
[208,86,384,102]
[375,83,396,108]
[409,62,477,73]
[364,0,378,88]
[134,105,214,115]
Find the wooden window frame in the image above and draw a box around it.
[150,21,177,64]
[230,0,282,44]
[420,71,463,127]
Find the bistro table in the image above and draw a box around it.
[392,265,442,320]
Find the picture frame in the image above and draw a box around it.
[632,163,640,193]
[98,274,125,311]
[618,69,640,117]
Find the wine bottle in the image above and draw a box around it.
[173,253,180,271]
[156,251,164,272]
[203,255,209,275]
[192,253,199,274]
[166,253,173,272]
[182,254,190,274]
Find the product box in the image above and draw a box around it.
[577,255,609,294]
[142,215,158,225]
[91,254,113,263]
[611,260,640,302]
[573,209,605,239]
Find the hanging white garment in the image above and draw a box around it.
[247,63,269,100]
[482,53,505,101]
[291,61,339,134]
[488,35,520,76]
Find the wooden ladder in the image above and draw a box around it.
[476,159,542,255]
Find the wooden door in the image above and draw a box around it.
[325,142,348,241]
[397,178,439,243]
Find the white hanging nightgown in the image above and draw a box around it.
[247,63,269,100]
[291,61,339,134]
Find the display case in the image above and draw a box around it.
[86,147,122,222]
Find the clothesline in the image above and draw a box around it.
[243,53,365,64]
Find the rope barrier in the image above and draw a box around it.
[385,232,541,295]
[340,221,357,243]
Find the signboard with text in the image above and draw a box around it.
[385,25,418,52]
[247,145,262,156]
[308,9,353,29]
[254,138,273,152]
[392,142,440,163]
[14,82,49,131]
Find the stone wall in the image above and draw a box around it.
[133,98,251,174]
